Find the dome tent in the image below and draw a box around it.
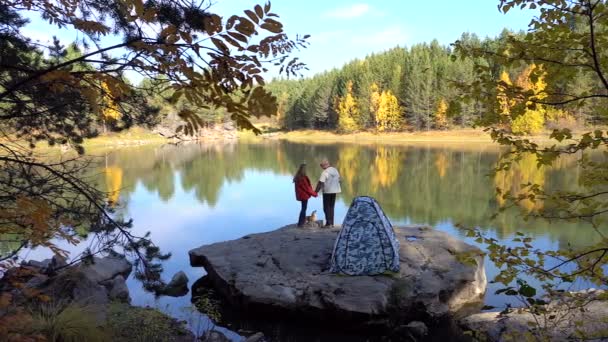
[330,196,400,275]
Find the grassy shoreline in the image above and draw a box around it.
[265,129,538,146]
[7,127,596,151]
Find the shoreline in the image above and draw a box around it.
[6,127,597,152]
[267,128,576,145]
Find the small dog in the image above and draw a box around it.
[306,210,317,224]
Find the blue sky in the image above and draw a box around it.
[212,0,537,76]
[22,0,536,78]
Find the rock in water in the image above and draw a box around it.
[244,332,265,342]
[160,271,189,297]
[189,225,486,324]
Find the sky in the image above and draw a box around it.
[211,0,537,76]
[21,0,537,79]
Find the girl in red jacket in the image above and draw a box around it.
[293,163,318,227]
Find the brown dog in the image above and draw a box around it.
[306,210,317,224]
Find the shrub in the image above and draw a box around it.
[29,302,108,342]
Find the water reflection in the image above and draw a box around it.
[97,141,593,247]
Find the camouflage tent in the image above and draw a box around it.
[330,196,400,275]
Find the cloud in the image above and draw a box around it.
[310,30,349,44]
[323,4,370,19]
[350,25,408,48]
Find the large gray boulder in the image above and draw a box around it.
[79,255,132,283]
[189,225,486,323]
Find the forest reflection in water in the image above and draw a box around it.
[98,140,591,248]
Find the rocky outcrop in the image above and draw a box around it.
[10,255,134,321]
[460,289,608,341]
[154,112,237,141]
[18,255,132,306]
[78,255,132,284]
[107,275,130,302]
[23,254,67,273]
[5,255,196,341]
[189,225,487,325]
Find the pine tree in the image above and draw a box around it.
[275,91,289,129]
[310,81,333,128]
[404,45,434,130]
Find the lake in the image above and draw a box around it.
[21,140,604,339]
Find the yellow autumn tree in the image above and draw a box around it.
[375,90,402,132]
[337,81,360,133]
[511,64,547,134]
[434,98,448,129]
[497,71,515,125]
[101,81,121,132]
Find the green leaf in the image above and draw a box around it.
[519,284,536,298]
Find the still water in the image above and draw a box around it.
[22,140,603,339]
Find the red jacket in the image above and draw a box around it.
[294,176,317,201]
